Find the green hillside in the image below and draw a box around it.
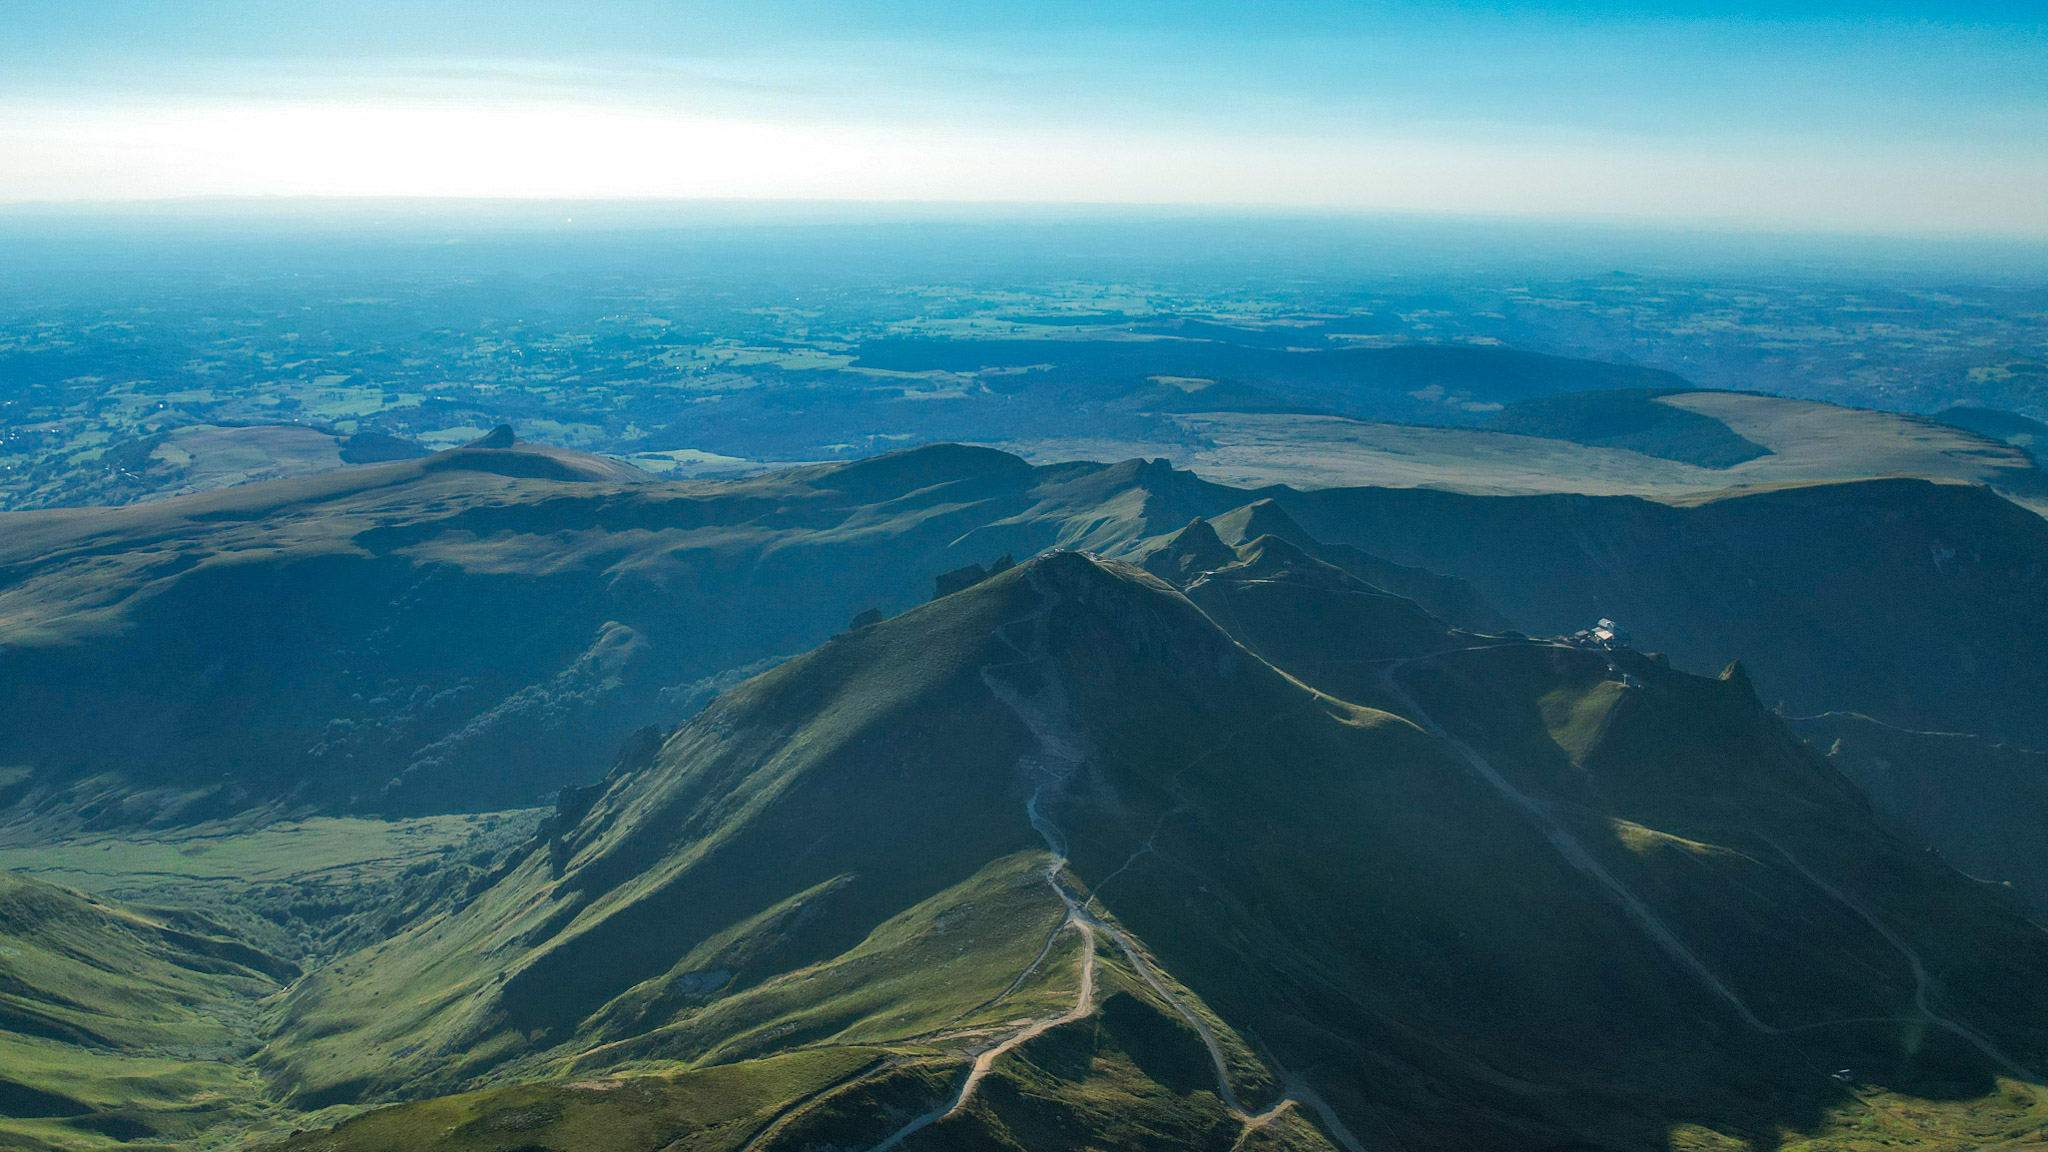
[1148,523,1456,705]
[0,808,542,973]
[0,872,293,1150]
[249,551,2048,1151]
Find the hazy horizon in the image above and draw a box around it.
[4,1,2044,238]
[5,199,2047,282]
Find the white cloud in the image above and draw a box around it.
[1,97,2043,238]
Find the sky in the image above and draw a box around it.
[1,1,2044,237]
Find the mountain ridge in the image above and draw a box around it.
[251,546,2048,1151]
[5,442,2046,831]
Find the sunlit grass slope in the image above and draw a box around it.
[0,871,293,1150]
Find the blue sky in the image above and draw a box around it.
[2,1,2042,235]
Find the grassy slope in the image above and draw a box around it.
[1394,641,2048,1052]
[1128,518,1457,706]
[253,551,2048,1152]
[1791,712,2048,919]
[1187,532,1453,668]
[262,1048,882,1152]
[0,872,292,1150]
[258,569,1052,1102]
[1103,550,2048,1150]
[0,810,544,964]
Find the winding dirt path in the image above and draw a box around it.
[871,592,2034,1152]
[866,913,1098,1152]
[872,623,2035,1152]
[868,566,1368,1152]
[864,568,1092,1152]
[1755,831,2033,1078]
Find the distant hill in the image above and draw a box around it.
[1117,375,1324,416]
[1485,388,1771,468]
[853,338,1691,424]
[259,551,2048,1151]
[995,391,2048,515]
[1936,405,2048,459]
[337,430,432,464]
